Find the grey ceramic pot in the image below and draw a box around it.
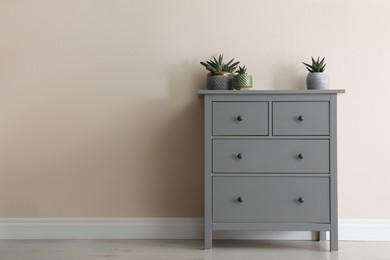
[207,73,234,90]
[306,72,330,90]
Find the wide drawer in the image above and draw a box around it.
[213,102,269,136]
[213,176,330,223]
[213,139,329,173]
[273,102,329,136]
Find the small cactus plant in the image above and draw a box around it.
[235,66,248,74]
[302,57,326,73]
[233,65,252,90]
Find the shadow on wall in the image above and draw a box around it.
[128,59,205,217]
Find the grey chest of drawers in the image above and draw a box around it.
[198,89,345,251]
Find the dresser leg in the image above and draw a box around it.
[204,235,212,250]
[330,230,338,251]
[204,216,212,250]
[318,231,326,241]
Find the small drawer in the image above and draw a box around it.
[213,177,330,223]
[213,139,329,173]
[213,102,268,136]
[273,102,329,136]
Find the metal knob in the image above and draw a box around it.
[237,197,244,203]
[298,115,304,122]
[298,197,305,203]
[298,153,305,160]
[237,153,243,159]
[237,115,243,122]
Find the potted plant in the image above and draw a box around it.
[200,54,239,90]
[302,56,330,90]
[233,65,253,90]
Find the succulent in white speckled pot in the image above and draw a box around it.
[302,56,330,90]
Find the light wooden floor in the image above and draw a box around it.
[1,239,389,260]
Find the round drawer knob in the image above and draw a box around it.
[298,197,305,203]
[237,115,243,122]
[298,153,305,160]
[237,197,244,203]
[237,153,243,159]
[298,115,304,122]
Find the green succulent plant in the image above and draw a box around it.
[200,54,240,73]
[302,56,326,73]
[235,66,248,74]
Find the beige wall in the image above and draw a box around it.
[0,0,389,218]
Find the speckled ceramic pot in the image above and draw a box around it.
[306,72,330,90]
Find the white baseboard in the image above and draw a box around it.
[338,219,390,241]
[0,218,389,241]
[0,218,203,240]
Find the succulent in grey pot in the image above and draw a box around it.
[200,54,239,90]
[302,57,330,90]
[233,66,253,90]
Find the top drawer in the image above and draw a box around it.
[213,102,269,136]
[273,102,329,136]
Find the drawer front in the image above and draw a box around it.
[213,177,330,223]
[273,102,329,136]
[213,139,329,173]
[213,102,268,136]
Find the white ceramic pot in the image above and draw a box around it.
[306,72,330,90]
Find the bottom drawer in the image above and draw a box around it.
[213,177,329,223]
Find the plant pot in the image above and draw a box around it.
[207,72,234,90]
[233,74,253,90]
[306,72,330,90]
